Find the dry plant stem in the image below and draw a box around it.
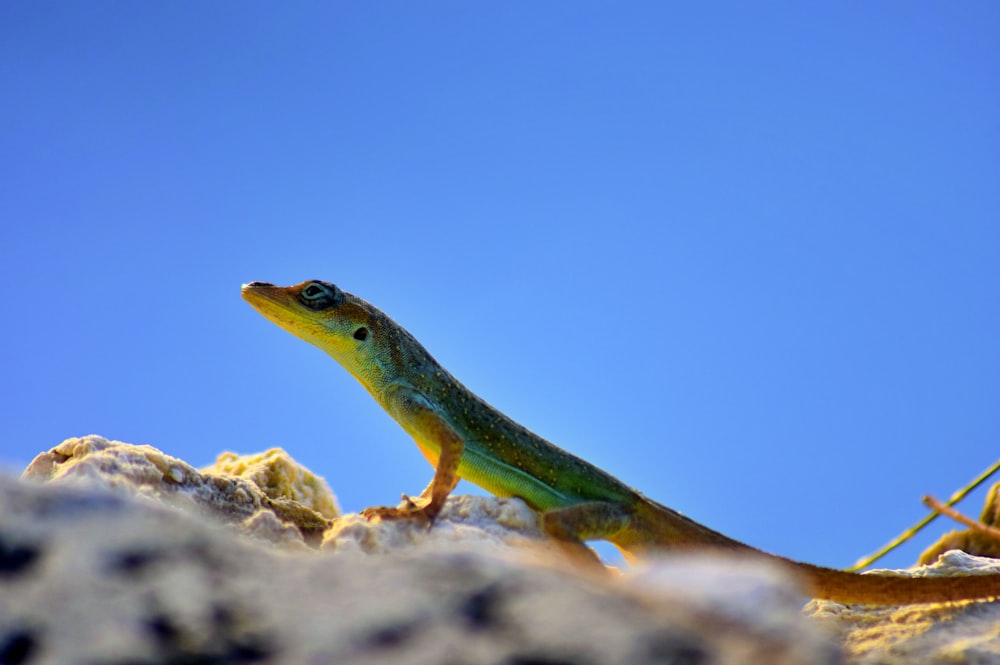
[848,458,1000,572]
[922,495,1000,542]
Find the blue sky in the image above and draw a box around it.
[2,3,998,570]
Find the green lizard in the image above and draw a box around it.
[242,279,999,604]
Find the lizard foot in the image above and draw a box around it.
[361,493,442,525]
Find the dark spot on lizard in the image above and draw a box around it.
[0,629,37,665]
[0,534,41,578]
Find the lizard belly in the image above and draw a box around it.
[412,434,568,511]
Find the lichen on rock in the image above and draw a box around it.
[206,448,339,520]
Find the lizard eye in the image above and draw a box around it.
[353,327,369,341]
[302,283,327,299]
[299,281,342,310]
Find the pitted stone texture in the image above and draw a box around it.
[0,474,837,665]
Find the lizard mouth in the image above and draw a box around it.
[241,282,301,329]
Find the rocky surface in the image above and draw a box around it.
[322,489,563,558]
[1,473,834,664]
[804,552,1000,664]
[3,436,1000,664]
[22,436,336,547]
[801,480,1000,665]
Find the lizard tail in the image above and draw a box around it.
[793,560,999,604]
[617,498,999,604]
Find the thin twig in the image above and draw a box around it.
[847,458,1000,571]
[922,494,1000,541]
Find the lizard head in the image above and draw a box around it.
[241,280,396,392]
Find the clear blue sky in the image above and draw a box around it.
[2,3,998,570]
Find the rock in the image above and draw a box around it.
[0,474,838,665]
[3,438,840,665]
[805,552,1000,664]
[10,437,1000,664]
[22,435,335,547]
[207,448,340,521]
[322,493,563,558]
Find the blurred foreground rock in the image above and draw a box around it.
[3,436,999,664]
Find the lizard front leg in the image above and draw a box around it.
[361,389,463,524]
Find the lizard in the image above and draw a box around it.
[242,279,1000,604]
